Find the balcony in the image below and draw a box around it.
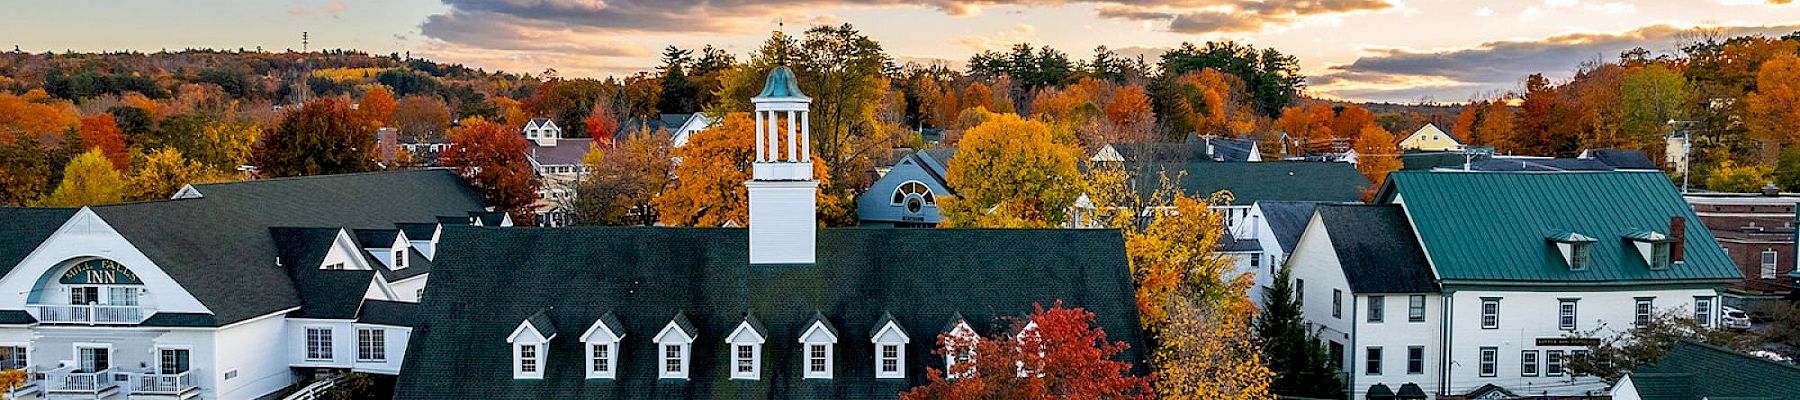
[28,304,153,325]
[129,371,198,398]
[43,368,120,397]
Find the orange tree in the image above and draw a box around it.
[653,113,838,227]
[441,118,542,223]
[78,114,129,170]
[899,302,1152,400]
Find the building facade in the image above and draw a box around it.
[1684,192,1799,305]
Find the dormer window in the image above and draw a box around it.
[870,312,910,379]
[507,309,557,380]
[653,312,698,380]
[891,181,937,213]
[1626,231,1674,270]
[580,311,625,380]
[1015,320,1043,377]
[799,312,839,380]
[1547,232,1596,271]
[945,316,978,379]
[392,249,407,270]
[726,313,768,380]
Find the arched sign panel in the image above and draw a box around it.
[59,259,143,285]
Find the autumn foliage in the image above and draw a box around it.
[78,114,129,170]
[441,118,542,223]
[939,112,1083,228]
[898,303,1152,400]
[654,112,834,227]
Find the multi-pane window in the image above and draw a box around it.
[1406,346,1424,375]
[1409,295,1426,322]
[1763,251,1779,279]
[393,250,407,269]
[1651,242,1672,270]
[0,346,26,370]
[1250,253,1261,270]
[159,348,190,375]
[1521,350,1539,376]
[809,344,828,373]
[1365,347,1382,375]
[1368,296,1385,323]
[664,345,683,373]
[1296,279,1305,307]
[519,344,538,373]
[736,345,756,374]
[1558,299,1578,331]
[305,327,333,361]
[1635,298,1654,326]
[880,344,900,374]
[1570,242,1592,270]
[1695,297,1715,327]
[590,343,611,373]
[1479,347,1498,377]
[357,328,385,362]
[1332,289,1343,319]
[1481,298,1500,329]
[1546,350,1565,376]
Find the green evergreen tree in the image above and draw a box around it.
[1255,264,1345,398]
[657,46,700,114]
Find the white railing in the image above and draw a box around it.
[29,304,152,324]
[44,367,117,393]
[280,376,339,400]
[130,370,196,394]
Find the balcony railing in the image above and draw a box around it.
[130,370,197,395]
[29,304,153,324]
[44,368,118,393]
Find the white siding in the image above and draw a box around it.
[1350,293,1443,398]
[351,324,411,375]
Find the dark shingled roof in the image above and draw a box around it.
[1463,158,1616,172]
[1136,161,1370,205]
[0,310,35,325]
[86,170,488,325]
[357,300,420,327]
[354,229,401,249]
[525,308,560,339]
[395,223,439,241]
[1317,205,1438,294]
[529,138,597,167]
[396,226,1145,400]
[1628,340,1800,400]
[1584,149,1659,170]
[614,114,697,139]
[1257,201,1318,253]
[1218,233,1262,252]
[376,246,432,282]
[274,227,380,320]
[0,208,78,276]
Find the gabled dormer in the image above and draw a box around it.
[726,312,768,380]
[523,118,560,147]
[1547,231,1597,271]
[944,313,978,378]
[798,312,839,379]
[653,312,698,380]
[352,229,410,270]
[396,222,442,260]
[1625,230,1675,271]
[870,312,909,379]
[507,309,557,379]
[580,311,625,380]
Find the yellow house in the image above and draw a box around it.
[1398,123,1464,151]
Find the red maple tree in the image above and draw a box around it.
[900,302,1153,400]
[441,118,542,224]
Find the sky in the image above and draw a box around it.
[3,0,1800,103]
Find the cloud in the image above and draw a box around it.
[324,0,348,15]
[952,24,1040,52]
[1092,0,1395,34]
[288,5,311,16]
[1309,23,1800,102]
[420,10,648,56]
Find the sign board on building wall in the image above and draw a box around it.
[60,259,143,285]
[1535,337,1601,347]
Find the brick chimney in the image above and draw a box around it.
[1670,216,1686,262]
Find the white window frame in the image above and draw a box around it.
[1762,250,1778,279]
[1367,295,1384,323]
[1408,295,1426,322]
[156,346,192,375]
[872,320,910,379]
[653,320,695,380]
[1365,346,1382,375]
[357,327,386,362]
[580,320,624,380]
[73,342,113,373]
[0,343,27,371]
[1634,297,1654,326]
[1478,347,1498,377]
[1694,296,1715,327]
[800,320,839,380]
[304,326,334,362]
[945,321,978,379]
[1521,350,1539,377]
[1546,350,1565,377]
[1480,298,1500,329]
[392,248,407,270]
[507,320,552,380]
[1558,299,1579,331]
[726,320,766,381]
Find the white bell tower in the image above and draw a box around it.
[747,65,817,265]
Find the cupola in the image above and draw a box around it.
[746,65,818,265]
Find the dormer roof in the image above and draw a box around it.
[729,312,769,343]
[754,66,810,100]
[1546,231,1597,243]
[799,311,839,343]
[511,308,558,342]
[656,311,699,343]
[526,118,555,130]
[869,311,907,339]
[581,310,626,342]
[1624,230,1672,243]
[353,228,404,249]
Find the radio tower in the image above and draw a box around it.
[302,32,309,52]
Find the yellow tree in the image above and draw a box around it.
[1748,55,1800,146]
[1156,296,1275,400]
[939,113,1083,228]
[38,149,126,207]
[129,148,226,201]
[0,368,23,400]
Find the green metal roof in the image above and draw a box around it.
[1378,171,1740,285]
[754,66,809,100]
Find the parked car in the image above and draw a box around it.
[1723,306,1753,329]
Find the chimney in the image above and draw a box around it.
[1670,216,1686,262]
[746,66,817,265]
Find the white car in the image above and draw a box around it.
[1722,306,1752,329]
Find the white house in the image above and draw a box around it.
[1285,169,1739,398]
[0,170,494,400]
[522,118,594,227]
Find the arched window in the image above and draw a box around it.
[890,181,937,213]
